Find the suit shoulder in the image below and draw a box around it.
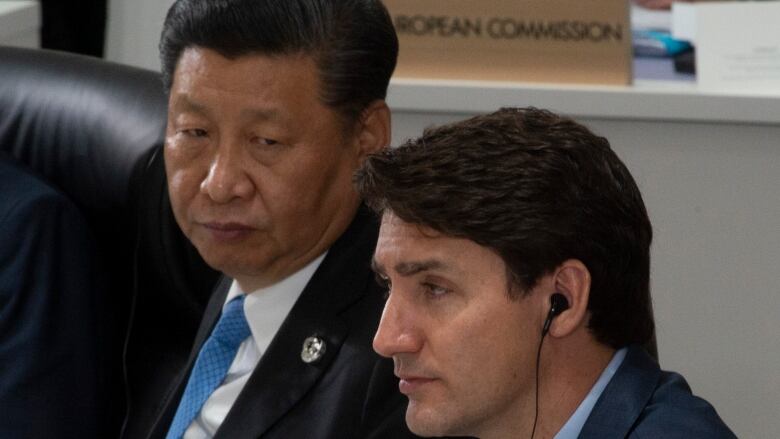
[0,158,76,223]
[630,370,737,439]
[0,158,91,267]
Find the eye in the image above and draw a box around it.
[250,136,279,147]
[180,128,208,138]
[374,273,392,298]
[422,282,451,299]
[374,272,390,288]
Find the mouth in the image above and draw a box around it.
[200,221,256,241]
[397,375,437,395]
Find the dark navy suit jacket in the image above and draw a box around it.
[580,345,736,438]
[0,156,109,438]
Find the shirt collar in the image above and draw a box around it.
[554,347,628,439]
[224,251,328,354]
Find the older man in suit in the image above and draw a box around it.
[356,108,736,439]
[122,1,420,438]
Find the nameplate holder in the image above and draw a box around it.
[384,0,632,85]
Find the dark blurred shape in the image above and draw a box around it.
[674,49,696,74]
[0,152,110,439]
[40,0,107,57]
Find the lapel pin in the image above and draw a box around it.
[301,335,326,363]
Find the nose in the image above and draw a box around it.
[373,292,422,358]
[200,146,254,203]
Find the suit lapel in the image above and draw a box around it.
[214,208,379,439]
[213,306,348,438]
[578,346,661,439]
[147,276,233,439]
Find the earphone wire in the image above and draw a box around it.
[530,326,546,439]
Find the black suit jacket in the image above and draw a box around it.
[142,207,417,439]
[0,155,110,438]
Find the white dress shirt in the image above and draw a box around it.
[183,252,327,439]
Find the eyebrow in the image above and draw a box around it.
[371,258,447,277]
[170,95,209,115]
[241,107,281,122]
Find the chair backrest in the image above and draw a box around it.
[0,46,166,216]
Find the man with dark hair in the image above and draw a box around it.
[356,107,736,438]
[124,1,418,438]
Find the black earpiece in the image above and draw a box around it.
[541,293,569,337]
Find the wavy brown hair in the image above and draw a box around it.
[355,107,654,349]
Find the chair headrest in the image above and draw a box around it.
[0,46,167,214]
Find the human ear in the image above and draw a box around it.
[355,100,391,160]
[547,259,591,338]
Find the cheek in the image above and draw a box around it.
[165,156,206,220]
[272,153,353,209]
[169,167,197,198]
[448,311,531,387]
[480,316,536,387]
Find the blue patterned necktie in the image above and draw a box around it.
[166,295,251,439]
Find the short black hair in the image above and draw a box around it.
[355,107,654,349]
[160,0,398,123]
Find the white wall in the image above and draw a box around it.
[0,1,39,49]
[577,118,779,439]
[105,0,174,70]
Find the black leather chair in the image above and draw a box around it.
[0,46,219,437]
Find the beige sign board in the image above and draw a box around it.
[385,0,632,85]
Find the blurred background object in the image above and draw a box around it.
[41,0,108,57]
[634,0,689,10]
[632,1,695,77]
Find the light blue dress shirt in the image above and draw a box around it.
[554,347,628,439]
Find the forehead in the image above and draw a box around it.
[170,47,323,113]
[375,213,506,276]
[376,214,445,256]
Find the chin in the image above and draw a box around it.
[190,241,226,268]
[405,402,453,438]
[200,254,232,273]
[196,246,260,276]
